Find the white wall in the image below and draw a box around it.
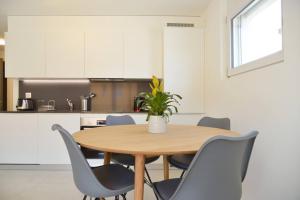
[203,0,300,200]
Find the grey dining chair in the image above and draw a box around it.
[153,131,259,200]
[168,117,231,177]
[106,115,160,186]
[51,124,135,200]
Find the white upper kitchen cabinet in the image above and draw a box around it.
[5,32,46,78]
[124,28,163,79]
[37,114,80,164]
[164,27,204,113]
[85,30,124,78]
[45,32,85,78]
[0,114,38,164]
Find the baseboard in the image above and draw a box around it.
[0,164,71,170]
[0,163,176,171]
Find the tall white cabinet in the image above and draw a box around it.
[164,27,204,113]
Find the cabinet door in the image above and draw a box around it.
[5,32,45,78]
[85,30,124,78]
[0,114,38,164]
[124,28,163,79]
[38,114,80,164]
[45,32,84,78]
[164,28,204,113]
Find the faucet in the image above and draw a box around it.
[66,98,74,111]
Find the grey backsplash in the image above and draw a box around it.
[19,80,150,112]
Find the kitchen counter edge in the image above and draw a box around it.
[0,111,204,115]
[0,111,147,114]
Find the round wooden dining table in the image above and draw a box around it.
[73,124,239,200]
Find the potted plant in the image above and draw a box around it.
[139,76,182,133]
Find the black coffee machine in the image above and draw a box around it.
[16,98,35,111]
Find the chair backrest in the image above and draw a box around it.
[106,115,136,126]
[171,131,258,200]
[197,117,231,130]
[51,124,114,198]
[198,117,256,182]
[241,134,257,182]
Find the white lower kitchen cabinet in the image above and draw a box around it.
[0,112,202,165]
[127,113,148,124]
[0,114,38,164]
[130,113,203,125]
[37,114,80,164]
[169,114,204,125]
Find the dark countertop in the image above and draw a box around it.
[0,111,203,115]
[0,110,147,114]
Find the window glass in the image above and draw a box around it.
[232,0,282,68]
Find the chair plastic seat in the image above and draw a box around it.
[151,131,258,200]
[92,164,134,191]
[167,154,195,170]
[153,178,181,200]
[111,153,160,166]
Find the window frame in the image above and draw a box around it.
[228,0,284,77]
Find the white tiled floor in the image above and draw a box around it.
[0,168,181,200]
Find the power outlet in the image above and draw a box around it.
[25,92,32,99]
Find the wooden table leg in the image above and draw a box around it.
[163,155,169,180]
[134,154,145,200]
[104,152,111,165]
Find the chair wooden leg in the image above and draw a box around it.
[104,152,111,165]
[163,155,169,180]
[180,170,186,178]
[145,167,153,186]
[121,193,127,200]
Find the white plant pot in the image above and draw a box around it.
[148,115,167,133]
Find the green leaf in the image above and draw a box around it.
[142,76,182,120]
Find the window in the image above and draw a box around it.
[229,0,283,76]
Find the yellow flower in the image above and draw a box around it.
[152,76,160,89]
[150,75,163,96]
[152,88,157,96]
[159,80,163,91]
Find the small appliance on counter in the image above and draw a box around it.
[80,116,106,167]
[81,92,96,111]
[37,99,56,112]
[16,98,35,111]
[134,96,146,112]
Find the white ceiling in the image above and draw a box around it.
[0,0,210,37]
